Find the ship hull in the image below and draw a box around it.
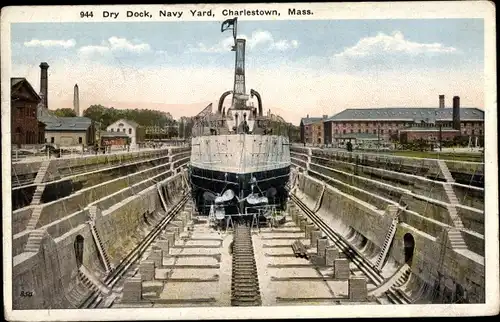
[189,134,291,216]
[190,165,290,215]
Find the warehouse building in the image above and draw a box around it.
[316,95,483,146]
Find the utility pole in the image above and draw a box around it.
[439,123,442,152]
[436,110,442,152]
[377,124,380,151]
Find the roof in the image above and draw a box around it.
[100,131,129,138]
[11,78,24,87]
[301,117,324,125]
[109,119,140,128]
[11,77,41,102]
[326,107,484,122]
[40,116,93,131]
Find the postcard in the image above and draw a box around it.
[1,2,498,321]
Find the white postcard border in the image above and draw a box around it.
[1,2,498,320]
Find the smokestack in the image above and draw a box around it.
[307,114,309,118]
[452,96,460,131]
[73,84,80,116]
[39,62,49,109]
[439,95,445,108]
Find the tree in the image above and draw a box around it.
[53,108,76,117]
[83,104,175,130]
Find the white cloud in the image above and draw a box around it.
[107,36,151,53]
[187,30,299,53]
[334,31,458,59]
[271,39,300,51]
[78,37,151,58]
[78,45,110,56]
[24,39,76,48]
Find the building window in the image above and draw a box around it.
[51,137,54,143]
[365,129,368,133]
[335,129,338,134]
[45,138,47,143]
[389,129,392,135]
[129,128,132,134]
[358,129,361,133]
[111,128,114,132]
[343,130,346,134]
[78,137,83,144]
[350,129,353,133]
[380,129,384,134]
[373,129,376,134]
[479,129,483,135]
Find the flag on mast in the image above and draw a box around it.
[221,17,237,32]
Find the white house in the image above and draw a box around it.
[106,119,142,147]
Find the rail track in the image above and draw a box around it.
[290,193,411,304]
[80,193,190,308]
[230,222,262,306]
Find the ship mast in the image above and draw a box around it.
[221,17,248,109]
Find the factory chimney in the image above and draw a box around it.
[73,84,80,116]
[439,95,445,108]
[39,62,49,109]
[452,96,461,131]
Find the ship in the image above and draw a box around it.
[188,18,291,221]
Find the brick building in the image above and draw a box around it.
[323,96,483,145]
[299,115,328,144]
[398,127,461,143]
[11,78,46,146]
[99,131,129,146]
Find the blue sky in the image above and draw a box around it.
[10,19,485,123]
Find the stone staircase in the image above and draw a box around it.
[26,206,43,230]
[88,217,113,273]
[375,206,405,270]
[313,183,326,212]
[369,263,411,297]
[157,183,169,212]
[78,269,99,293]
[443,184,460,204]
[25,161,51,229]
[31,185,46,205]
[34,160,50,184]
[438,161,467,250]
[386,266,413,303]
[66,270,98,308]
[24,229,45,253]
[182,171,191,192]
[447,228,467,249]
[80,265,111,295]
[437,160,455,183]
[392,267,412,289]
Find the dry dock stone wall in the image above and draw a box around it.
[290,147,485,303]
[12,148,189,309]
